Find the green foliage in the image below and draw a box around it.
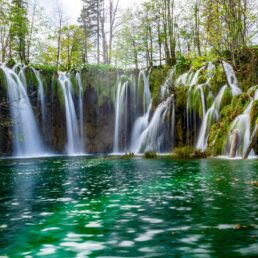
[209,65,226,95]
[208,92,250,155]
[121,153,135,159]
[81,64,118,106]
[149,66,171,107]
[9,0,28,63]
[208,123,228,156]
[175,86,188,108]
[220,86,232,111]
[144,151,157,159]
[172,146,207,159]
[0,68,8,90]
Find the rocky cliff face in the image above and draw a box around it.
[0,66,117,155]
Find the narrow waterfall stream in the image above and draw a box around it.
[1,65,46,157]
[76,72,85,153]
[58,73,82,155]
[31,68,46,124]
[129,70,152,153]
[196,85,227,150]
[113,77,129,153]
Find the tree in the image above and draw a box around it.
[9,0,28,63]
[0,0,11,63]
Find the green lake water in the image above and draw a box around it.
[0,157,257,257]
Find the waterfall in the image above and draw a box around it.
[129,70,152,152]
[160,67,176,100]
[1,65,46,157]
[113,77,129,153]
[196,85,227,151]
[58,73,82,155]
[222,61,242,96]
[226,89,258,157]
[138,70,152,113]
[135,96,175,153]
[31,68,46,124]
[76,72,85,152]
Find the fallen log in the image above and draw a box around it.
[230,129,239,158]
[243,124,258,159]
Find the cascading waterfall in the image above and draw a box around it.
[31,68,46,123]
[1,65,46,157]
[196,85,227,150]
[76,72,85,152]
[222,61,242,96]
[129,70,152,152]
[225,88,258,157]
[196,62,242,151]
[113,76,129,153]
[138,70,152,113]
[136,96,175,153]
[58,73,83,155]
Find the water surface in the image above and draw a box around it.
[0,157,257,257]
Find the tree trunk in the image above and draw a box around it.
[243,124,258,159]
[229,129,239,158]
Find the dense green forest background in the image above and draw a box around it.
[0,0,258,70]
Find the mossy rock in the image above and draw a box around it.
[0,68,8,90]
[175,86,188,108]
[209,65,226,95]
[149,66,171,108]
[208,123,228,156]
[250,100,258,129]
[220,86,232,111]
[144,151,157,159]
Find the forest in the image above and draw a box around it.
[0,0,257,70]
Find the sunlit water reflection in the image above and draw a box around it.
[0,157,257,257]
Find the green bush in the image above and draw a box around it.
[173,146,195,159]
[144,151,157,159]
[121,153,135,159]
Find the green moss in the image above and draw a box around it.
[250,100,258,129]
[175,86,188,108]
[149,66,171,108]
[24,67,38,89]
[208,123,228,156]
[30,64,58,73]
[172,146,195,159]
[220,93,249,124]
[0,68,8,90]
[220,86,232,110]
[209,65,226,95]
[81,65,117,106]
[121,153,135,159]
[144,151,157,159]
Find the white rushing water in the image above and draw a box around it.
[196,62,242,151]
[31,68,46,124]
[129,70,152,153]
[58,73,83,155]
[222,61,242,96]
[76,72,85,153]
[135,96,175,153]
[196,85,227,151]
[226,88,258,157]
[1,65,46,157]
[113,76,129,153]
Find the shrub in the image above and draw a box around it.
[144,151,157,159]
[121,153,135,159]
[173,146,195,159]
